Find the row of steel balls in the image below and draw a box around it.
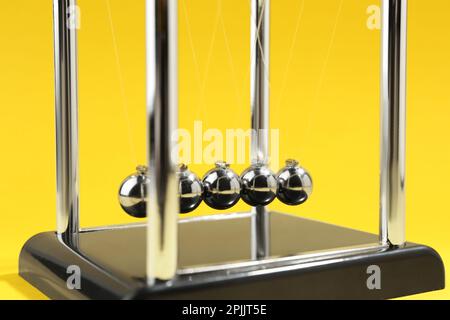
[118,159,313,218]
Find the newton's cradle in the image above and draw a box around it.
[19,0,445,299]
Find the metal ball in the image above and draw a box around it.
[276,159,313,206]
[202,161,241,210]
[118,165,150,218]
[178,164,203,214]
[240,163,277,206]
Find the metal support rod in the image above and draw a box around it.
[380,0,407,246]
[53,0,80,244]
[251,206,270,259]
[146,0,179,284]
[250,0,271,259]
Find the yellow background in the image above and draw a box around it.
[0,0,449,299]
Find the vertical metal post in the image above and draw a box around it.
[146,0,179,284]
[250,0,271,259]
[380,0,407,246]
[54,0,80,244]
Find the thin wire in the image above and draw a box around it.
[314,0,344,105]
[181,0,203,118]
[218,0,244,116]
[105,0,138,165]
[182,0,222,119]
[274,0,306,111]
[304,0,345,142]
[199,2,222,116]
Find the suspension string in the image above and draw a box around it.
[274,0,306,112]
[304,0,345,143]
[105,0,138,165]
[181,0,204,122]
[183,0,248,165]
[219,0,245,118]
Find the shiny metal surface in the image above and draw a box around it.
[202,161,241,210]
[276,159,313,206]
[20,210,445,299]
[250,0,271,260]
[177,164,203,214]
[380,0,407,246]
[146,0,179,283]
[240,163,277,206]
[118,166,149,218]
[179,242,389,276]
[79,212,385,275]
[251,207,270,259]
[250,0,270,165]
[53,0,80,244]
[49,0,406,287]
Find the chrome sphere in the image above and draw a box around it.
[276,159,313,206]
[240,163,277,206]
[118,165,149,218]
[202,161,241,210]
[178,164,203,214]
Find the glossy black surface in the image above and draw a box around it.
[19,212,445,300]
[240,164,277,206]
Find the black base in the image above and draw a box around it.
[19,212,445,299]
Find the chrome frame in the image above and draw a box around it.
[78,211,389,276]
[380,0,408,247]
[250,0,271,260]
[52,0,409,283]
[146,0,179,283]
[53,0,80,245]
[178,241,390,276]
